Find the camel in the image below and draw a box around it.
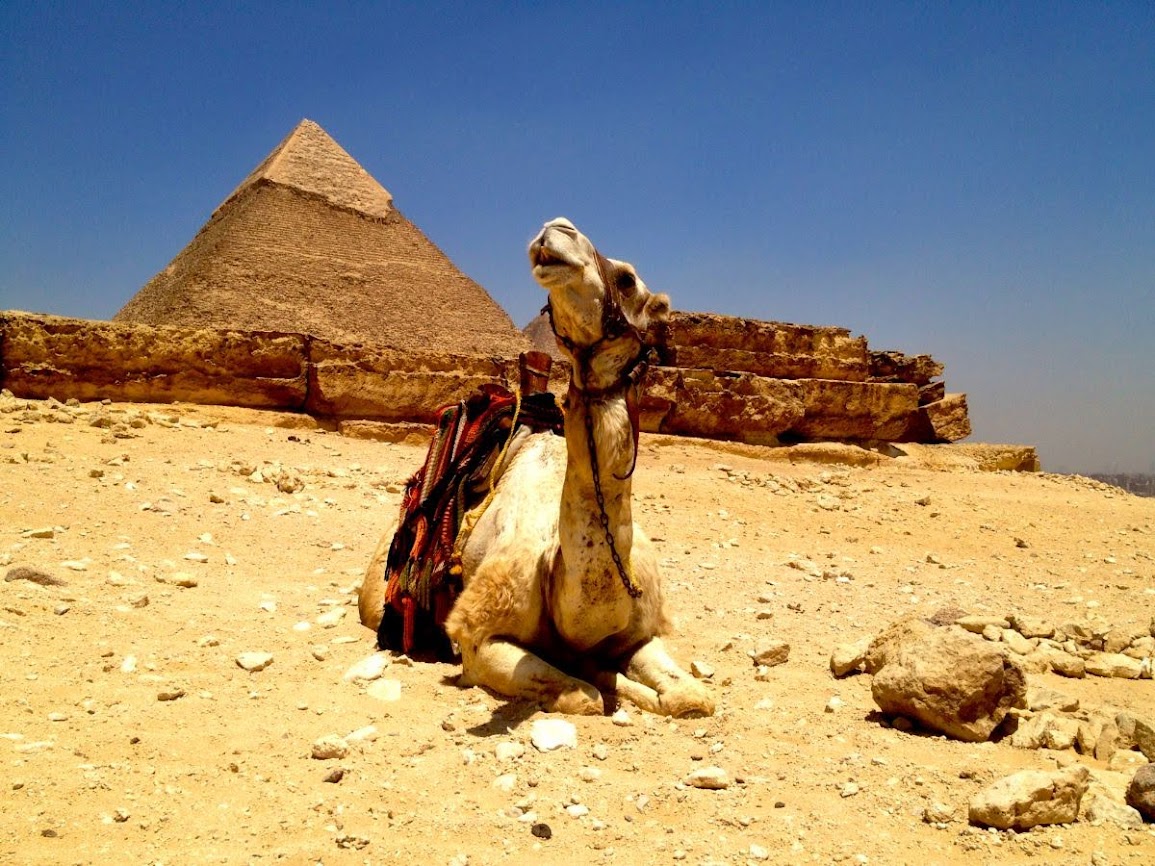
[358,218,713,717]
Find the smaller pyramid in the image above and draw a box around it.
[116,120,529,357]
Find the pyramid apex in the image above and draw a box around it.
[220,119,393,220]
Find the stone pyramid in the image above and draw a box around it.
[115,119,529,357]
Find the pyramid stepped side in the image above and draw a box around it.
[117,182,529,357]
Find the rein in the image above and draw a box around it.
[544,247,652,599]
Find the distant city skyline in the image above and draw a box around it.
[2,3,1151,473]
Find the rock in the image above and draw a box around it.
[334,833,369,850]
[1095,720,1124,762]
[1125,764,1155,821]
[1001,628,1035,656]
[1085,652,1142,679]
[530,822,552,840]
[1108,751,1149,773]
[495,741,525,762]
[1038,647,1086,678]
[1076,717,1106,757]
[4,566,67,586]
[311,735,349,760]
[366,679,402,702]
[690,660,714,679]
[904,393,971,442]
[1082,790,1145,828]
[530,719,577,752]
[664,313,870,379]
[750,639,790,667]
[956,615,1010,634]
[1008,614,1055,639]
[1010,712,1055,750]
[315,608,346,628]
[863,617,935,674]
[684,766,730,790]
[235,652,274,672]
[922,802,955,825]
[1131,715,1155,761]
[346,725,378,744]
[158,572,198,588]
[611,709,633,727]
[343,652,391,682]
[968,766,1089,830]
[1043,717,1081,751]
[1027,687,1078,713]
[156,687,186,702]
[830,637,871,677]
[323,767,345,784]
[870,625,1026,742]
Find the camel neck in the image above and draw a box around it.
[552,390,638,649]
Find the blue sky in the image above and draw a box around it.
[2,2,1152,473]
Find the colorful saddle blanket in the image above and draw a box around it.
[378,384,564,659]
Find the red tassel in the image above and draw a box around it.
[401,596,415,655]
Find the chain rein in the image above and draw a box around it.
[583,401,642,598]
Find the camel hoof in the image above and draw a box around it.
[659,685,715,719]
[549,685,605,716]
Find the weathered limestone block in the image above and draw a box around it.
[641,367,804,444]
[869,350,944,386]
[0,311,307,409]
[947,443,1041,472]
[901,394,972,443]
[869,624,1027,742]
[306,338,513,422]
[918,380,945,405]
[790,379,920,441]
[968,766,1089,830]
[660,312,869,378]
[659,345,868,382]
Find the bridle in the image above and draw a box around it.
[542,247,654,598]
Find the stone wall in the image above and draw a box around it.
[0,310,974,448]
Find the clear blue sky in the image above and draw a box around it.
[2,2,1152,473]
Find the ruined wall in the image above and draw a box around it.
[1,310,972,448]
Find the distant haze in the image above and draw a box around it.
[1,3,1151,473]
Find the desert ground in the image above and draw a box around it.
[1,393,1153,866]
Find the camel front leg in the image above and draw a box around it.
[622,637,715,718]
[462,637,605,716]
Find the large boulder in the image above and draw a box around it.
[968,766,1090,830]
[869,623,1027,742]
[1126,764,1155,822]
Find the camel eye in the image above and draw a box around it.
[616,271,637,293]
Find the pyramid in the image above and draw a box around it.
[115,119,530,357]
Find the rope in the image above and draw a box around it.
[450,387,522,574]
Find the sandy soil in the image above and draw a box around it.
[2,396,1153,866]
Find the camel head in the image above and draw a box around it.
[529,218,670,390]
